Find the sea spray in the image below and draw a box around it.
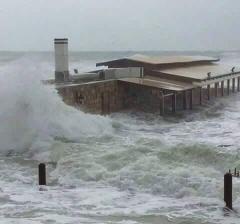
[0,52,240,224]
[0,57,112,157]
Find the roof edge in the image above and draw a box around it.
[96,55,220,67]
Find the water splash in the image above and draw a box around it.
[0,56,112,157]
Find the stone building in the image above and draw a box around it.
[54,40,240,115]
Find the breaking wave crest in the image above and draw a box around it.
[0,57,112,157]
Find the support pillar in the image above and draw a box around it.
[189,89,193,110]
[221,81,224,96]
[227,80,230,95]
[232,78,235,93]
[199,87,202,105]
[224,172,232,210]
[172,92,177,113]
[183,91,187,110]
[237,77,240,91]
[207,85,211,100]
[160,93,165,116]
[38,163,46,186]
[214,82,218,97]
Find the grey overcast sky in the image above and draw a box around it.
[0,0,240,51]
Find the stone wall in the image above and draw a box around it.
[57,80,234,115]
[118,81,173,113]
[57,80,125,114]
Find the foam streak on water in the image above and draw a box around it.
[0,52,240,224]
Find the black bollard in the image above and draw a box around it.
[38,163,46,186]
[224,173,232,210]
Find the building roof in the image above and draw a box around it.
[119,77,194,91]
[157,63,240,81]
[97,54,219,67]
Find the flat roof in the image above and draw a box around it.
[97,54,219,66]
[119,77,194,91]
[157,63,240,81]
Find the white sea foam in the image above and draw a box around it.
[0,56,112,157]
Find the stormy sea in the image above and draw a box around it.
[0,51,240,224]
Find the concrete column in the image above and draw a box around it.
[214,82,218,97]
[221,81,224,96]
[207,85,211,100]
[189,89,193,110]
[172,92,177,113]
[227,80,230,95]
[183,91,187,110]
[232,78,235,93]
[160,94,165,116]
[199,87,202,105]
[54,38,69,82]
[238,77,240,92]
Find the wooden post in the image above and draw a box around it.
[172,92,177,113]
[160,93,165,116]
[189,89,193,110]
[232,78,235,93]
[39,163,46,186]
[207,84,211,100]
[224,172,232,210]
[238,77,240,92]
[199,87,202,105]
[221,81,224,96]
[227,80,230,95]
[183,91,187,110]
[214,82,218,97]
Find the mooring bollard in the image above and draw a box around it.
[224,172,232,210]
[38,163,46,186]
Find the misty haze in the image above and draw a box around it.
[0,0,240,224]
